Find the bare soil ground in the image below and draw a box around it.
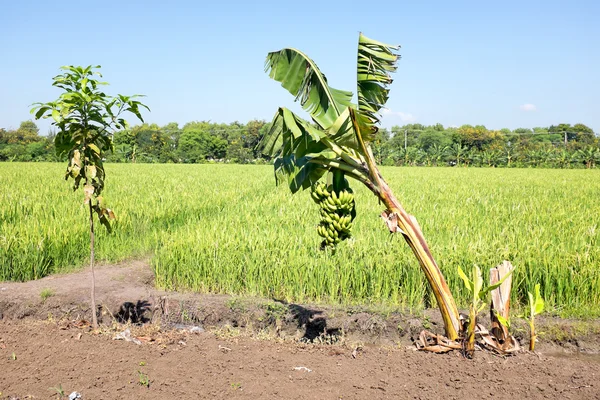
[1,261,599,399]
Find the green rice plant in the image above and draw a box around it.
[0,164,599,318]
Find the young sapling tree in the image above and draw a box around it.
[31,65,149,328]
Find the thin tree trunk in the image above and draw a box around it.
[88,201,98,329]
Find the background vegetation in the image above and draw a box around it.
[1,120,598,168]
[1,163,598,317]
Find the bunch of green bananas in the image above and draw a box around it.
[310,182,355,250]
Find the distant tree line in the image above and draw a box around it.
[1,120,598,168]
[371,123,599,168]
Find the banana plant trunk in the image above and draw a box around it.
[347,109,460,340]
[529,318,536,351]
[374,174,460,340]
[464,305,477,357]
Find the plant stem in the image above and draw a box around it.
[465,305,477,358]
[320,137,365,171]
[88,200,98,329]
[529,318,536,352]
[347,109,460,339]
[375,176,460,340]
[308,159,374,191]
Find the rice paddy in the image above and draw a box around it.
[1,163,598,317]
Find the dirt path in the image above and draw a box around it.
[1,261,600,399]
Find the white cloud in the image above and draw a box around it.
[519,103,537,112]
[381,108,417,123]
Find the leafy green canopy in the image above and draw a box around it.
[31,65,148,230]
[260,34,400,193]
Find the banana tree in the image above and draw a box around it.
[450,143,467,167]
[260,33,460,339]
[577,146,600,169]
[429,144,448,166]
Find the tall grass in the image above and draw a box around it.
[1,163,598,316]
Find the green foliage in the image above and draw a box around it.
[137,371,150,388]
[356,34,400,131]
[457,265,513,313]
[0,120,55,162]
[31,65,148,231]
[457,265,513,357]
[1,164,599,317]
[417,130,452,152]
[40,288,55,301]
[262,301,288,323]
[528,284,544,318]
[494,310,510,329]
[264,48,354,130]
[526,283,544,351]
[49,384,66,399]
[261,33,401,195]
[2,119,597,167]
[178,129,228,162]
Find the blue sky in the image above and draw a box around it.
[1,0,598,134]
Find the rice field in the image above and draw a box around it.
[0,163,598,317]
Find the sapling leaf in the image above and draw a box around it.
[72,149,81,166]
[70,165,81,178]
[535,297,544,315]
[98,214,112,233]
[96,195,105,208]
[88,143,101,155]
[529,295,535,320]
[86,165,97,180]
[527,283,543,352]
[34,107,49,120]
[83,184,94,204]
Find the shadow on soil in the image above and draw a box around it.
[276,300,341,343]
[114,300,152,324]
